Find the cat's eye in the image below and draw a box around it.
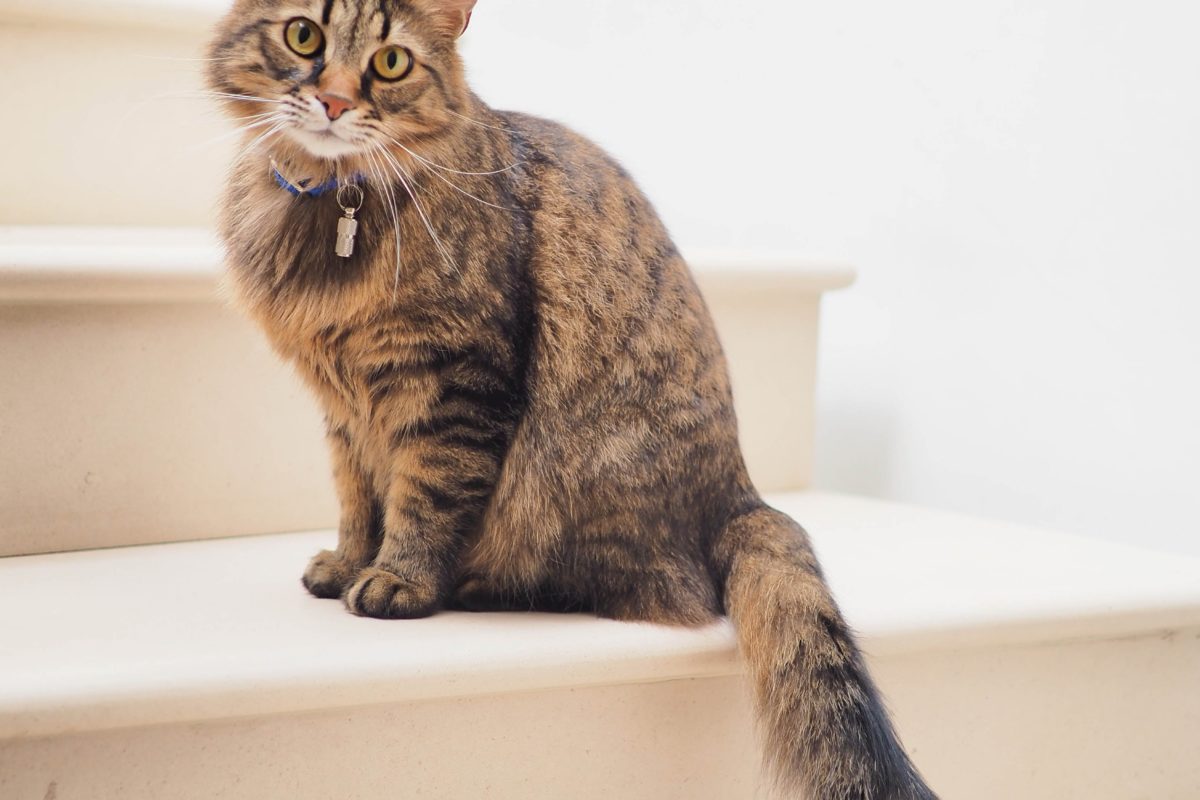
[372,46,415,81]
[284,18,323,57]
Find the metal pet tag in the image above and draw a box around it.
[335,184,364,258]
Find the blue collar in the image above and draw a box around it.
[273,167,340,197]
[271,161,364,198]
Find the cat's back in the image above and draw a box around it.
[489,108,735,437]
[495,109,669,240]
[496,110,625,182]
[493,106,696,305]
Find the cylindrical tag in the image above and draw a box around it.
[335,215,358,258]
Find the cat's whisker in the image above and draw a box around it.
[375,145,458,274]
[377,132,519,211]
[203,90,286,102]
[180,90,288,105]
[188,113,291,153]
[128,93,277,132]
[445,108,514,133]
[132,54,240,63]
[227,110,293,132]
[377,130,521,176]
[386,159,458,275]
[231,121,289,166]
[363,144,405,298]
[412,159,521,213]
[378,134,520,211]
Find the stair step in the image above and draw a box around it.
[2,491,1198,798]
[0,5,224,228]
[0,225,852,557]
[0,226,854,303]
[2,0,215,30]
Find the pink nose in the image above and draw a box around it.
[317,92,355,121]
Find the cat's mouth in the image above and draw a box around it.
[286,124,362,160]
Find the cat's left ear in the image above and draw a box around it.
[419,0,477,38]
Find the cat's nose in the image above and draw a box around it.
[317,93,355,121]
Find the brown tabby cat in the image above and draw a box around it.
[206,1,936,797]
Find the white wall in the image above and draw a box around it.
[462,1,1200,556]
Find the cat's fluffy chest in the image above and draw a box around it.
[225,182,391,313]
[219,182,457,438]
[293,318,443,471]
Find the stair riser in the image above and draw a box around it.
[0,287,821,556]
[0,20,223,228]
[2,631,1195,799]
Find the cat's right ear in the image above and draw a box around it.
[416,0,478,38]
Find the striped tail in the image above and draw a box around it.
[710,504,937,799]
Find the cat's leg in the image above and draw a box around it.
[564,513,723,627]
[450,573,529,611]
[452,421,565,611]
[588,555,721,626]
[302,424,381,599]
[344,434,503,619]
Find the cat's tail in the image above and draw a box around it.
[709,503,937,799]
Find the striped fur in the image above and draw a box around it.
[206,1,937,795]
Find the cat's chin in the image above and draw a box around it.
[285,127,362,161]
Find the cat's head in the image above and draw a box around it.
[205,0,476,162]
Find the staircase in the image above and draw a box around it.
[0,227,846,556]
[2,3,1199,799]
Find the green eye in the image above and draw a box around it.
[372,46,415,81]
[285,18,323,57]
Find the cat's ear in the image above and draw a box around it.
[417,0,477,38]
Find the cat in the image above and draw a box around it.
[205,1,936,797]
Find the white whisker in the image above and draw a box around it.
[189,113,290,153]
[375,146,458,274]
[446,108,513,133]
[374,129,520,176]
[231,121,288,166]
[413,159,520,213]
[377,134,519,212]
[132,54,239,63]
[186,90,288,105]
[363,144,405,297]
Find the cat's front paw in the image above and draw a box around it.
[301,550,361,599]
[344,567,440,619]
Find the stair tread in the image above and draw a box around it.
[1,0,222,31]
[3,491,1198,740]
[0,225,855,302]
